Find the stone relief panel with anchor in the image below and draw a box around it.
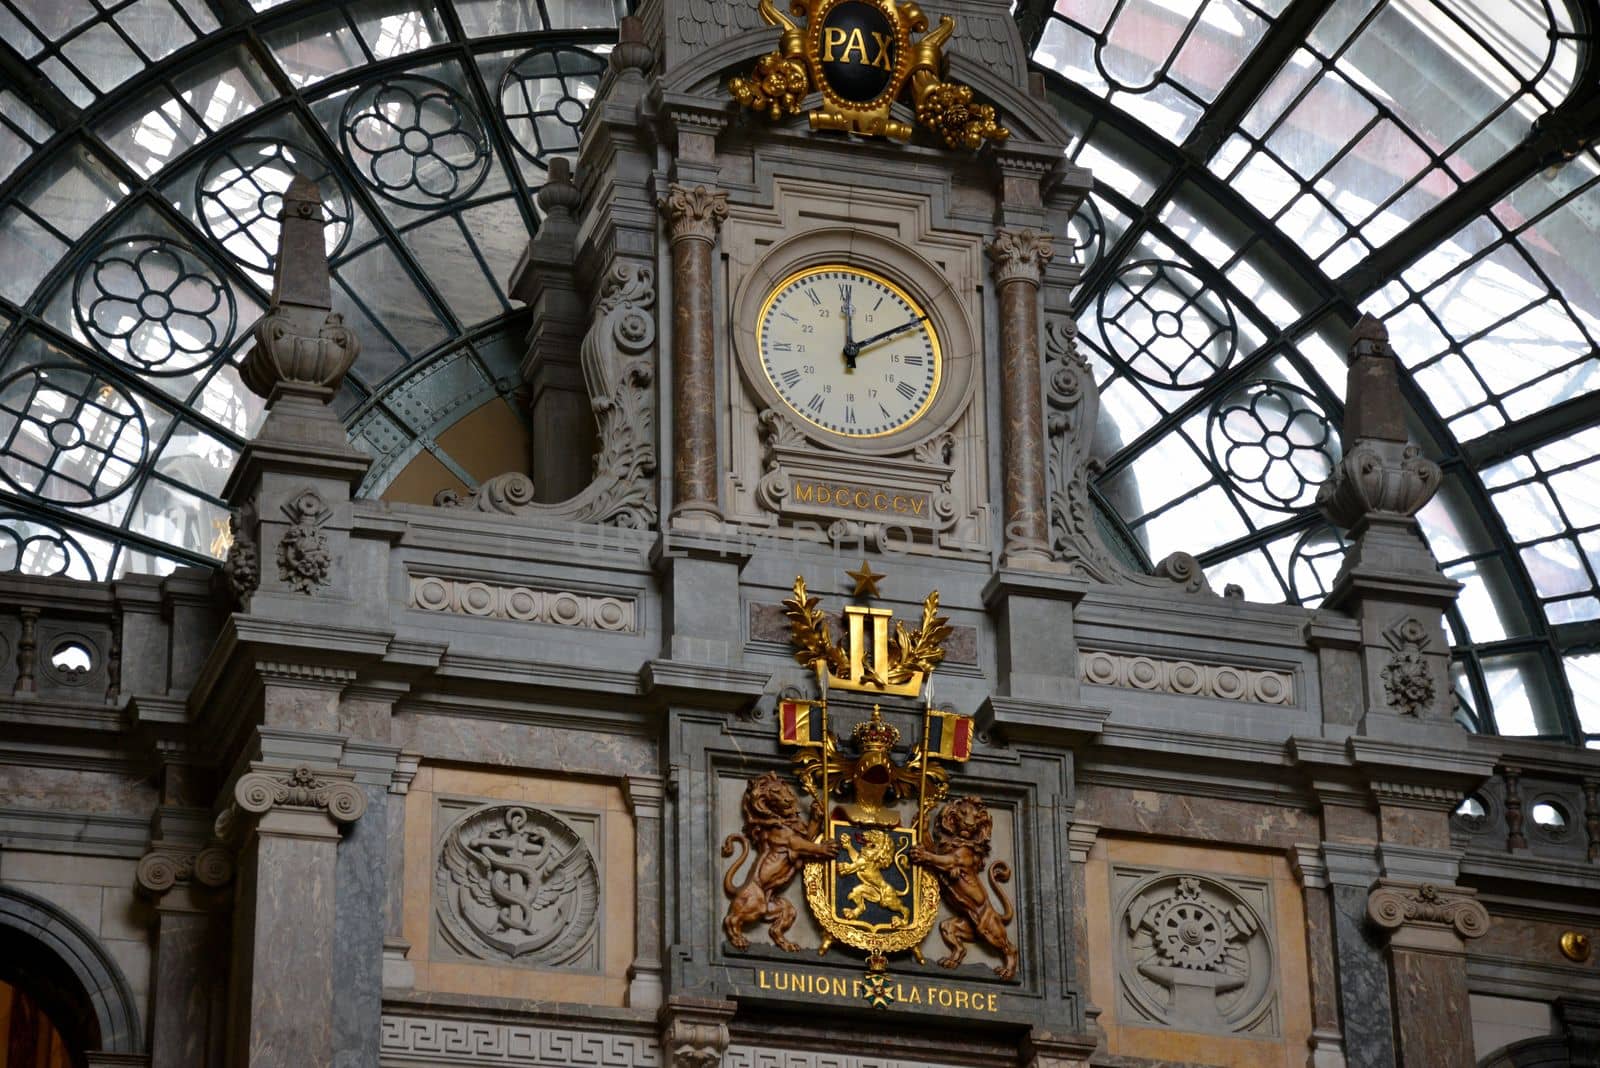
[1111,867,1279,1038]
[433,800,602,970]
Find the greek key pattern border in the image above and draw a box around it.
[408,574,637,633]
[727,1050,958,1068]
[380,1016,658,1066]
[1080,649,1294,706]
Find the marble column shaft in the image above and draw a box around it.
[989,228,1054,562]
[150,900,228,1067]
[1367,880,1488,1067]
[333,784,388,1068]
[1329,881,1396,1068]
[660,185,728,524]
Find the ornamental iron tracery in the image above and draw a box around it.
[0,514,96,579]
[1098,259,1238,390]
[0,364,147,506]
[1207,380,1337,512]
[1065,193,1105,271]
[1287,525,1350,606]
[198,140,353,273]
[498,46,606,164]
[72,237,237,376]
[340,75,492,208]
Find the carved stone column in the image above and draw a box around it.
[988,227,1054,566]
[219,763,366,1066]
[624,773,665,1009]
[658,996,734,1067]
[137,842,233,1068]
[1366,880,1489,1066]
[660,185,728,528]
[382,751,420,991]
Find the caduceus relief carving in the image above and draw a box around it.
[436,804,600,966]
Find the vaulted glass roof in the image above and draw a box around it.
[0,0,1596,745]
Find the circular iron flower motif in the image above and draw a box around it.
[1065,195,1105,271]
[0,363,147,505]
[499,46,605,164]
[198,139,352,273]
[1098,259,1238,390]
[1208,380,1337,512]
[340,76,491,207]
[0,513,96,579]
[73,236,236,376]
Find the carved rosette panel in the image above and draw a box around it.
[435,803,600,968]
[1381,616,1436,717]
[1113,868,1277,1037]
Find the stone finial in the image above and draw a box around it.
[537,156,581,220]
[240,173,360,403]
[1343,313,1407,445]
[1316,315,1440,529]
[611,15,653,77]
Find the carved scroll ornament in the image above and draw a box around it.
[436,804,600,966]
[439,263,658,528]
[1044,317,1214,594]
[235,764,367,823]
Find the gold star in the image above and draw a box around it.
[846,560,885,599]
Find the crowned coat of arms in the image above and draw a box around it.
[721,572,1018,989]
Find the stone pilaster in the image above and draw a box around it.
[624,773,665,1009]
[660,185,728,529]
[332,742,400,1068]
[218,763,367,1067]
[988,227,1054,566]
[659,996,735,1068]
[382,751,420,991]
[1365,880,1489,1066]
[509,157,594,502]
[137,840,233,1068]
[1321,843,1395,1068]
[1019,1030,1097,1068]
[1290,846,1348,1068]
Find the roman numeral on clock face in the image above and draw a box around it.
[780,369,802,388]
[896,380,917,400]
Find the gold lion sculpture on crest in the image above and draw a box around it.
[910,795,1019,979]
[721,771,841,951]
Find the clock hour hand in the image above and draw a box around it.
[842,293,856,370]
[844,314,928,361]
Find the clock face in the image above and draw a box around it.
[757,265,940,438]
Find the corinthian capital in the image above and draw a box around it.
[659,185,729,245]
[988,227,1054,286]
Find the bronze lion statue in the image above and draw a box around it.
[721,771,839,951]
[910,795,1018,979]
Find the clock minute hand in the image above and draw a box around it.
[845,314,928,358]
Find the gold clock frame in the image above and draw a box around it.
[756,263,944,440]
[730,224,980,458]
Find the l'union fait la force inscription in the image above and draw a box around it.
[755,966,1002,1013]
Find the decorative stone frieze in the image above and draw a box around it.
[1080,649,1293,705]
[1113,868,1278,1037]
[276,488,332,593]
[235,764,367,824]
[408,575,637,632]
[434,803,599,967]
[1366,881,1489,940]
[135,843,234,897]
[987,227,1054,286]
[659,185,729,245]
[380,1014,660,1065]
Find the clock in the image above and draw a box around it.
[756,264,941,438]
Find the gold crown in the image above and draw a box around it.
[851,705,900,751]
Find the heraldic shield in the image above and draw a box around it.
[803,818,939,958]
